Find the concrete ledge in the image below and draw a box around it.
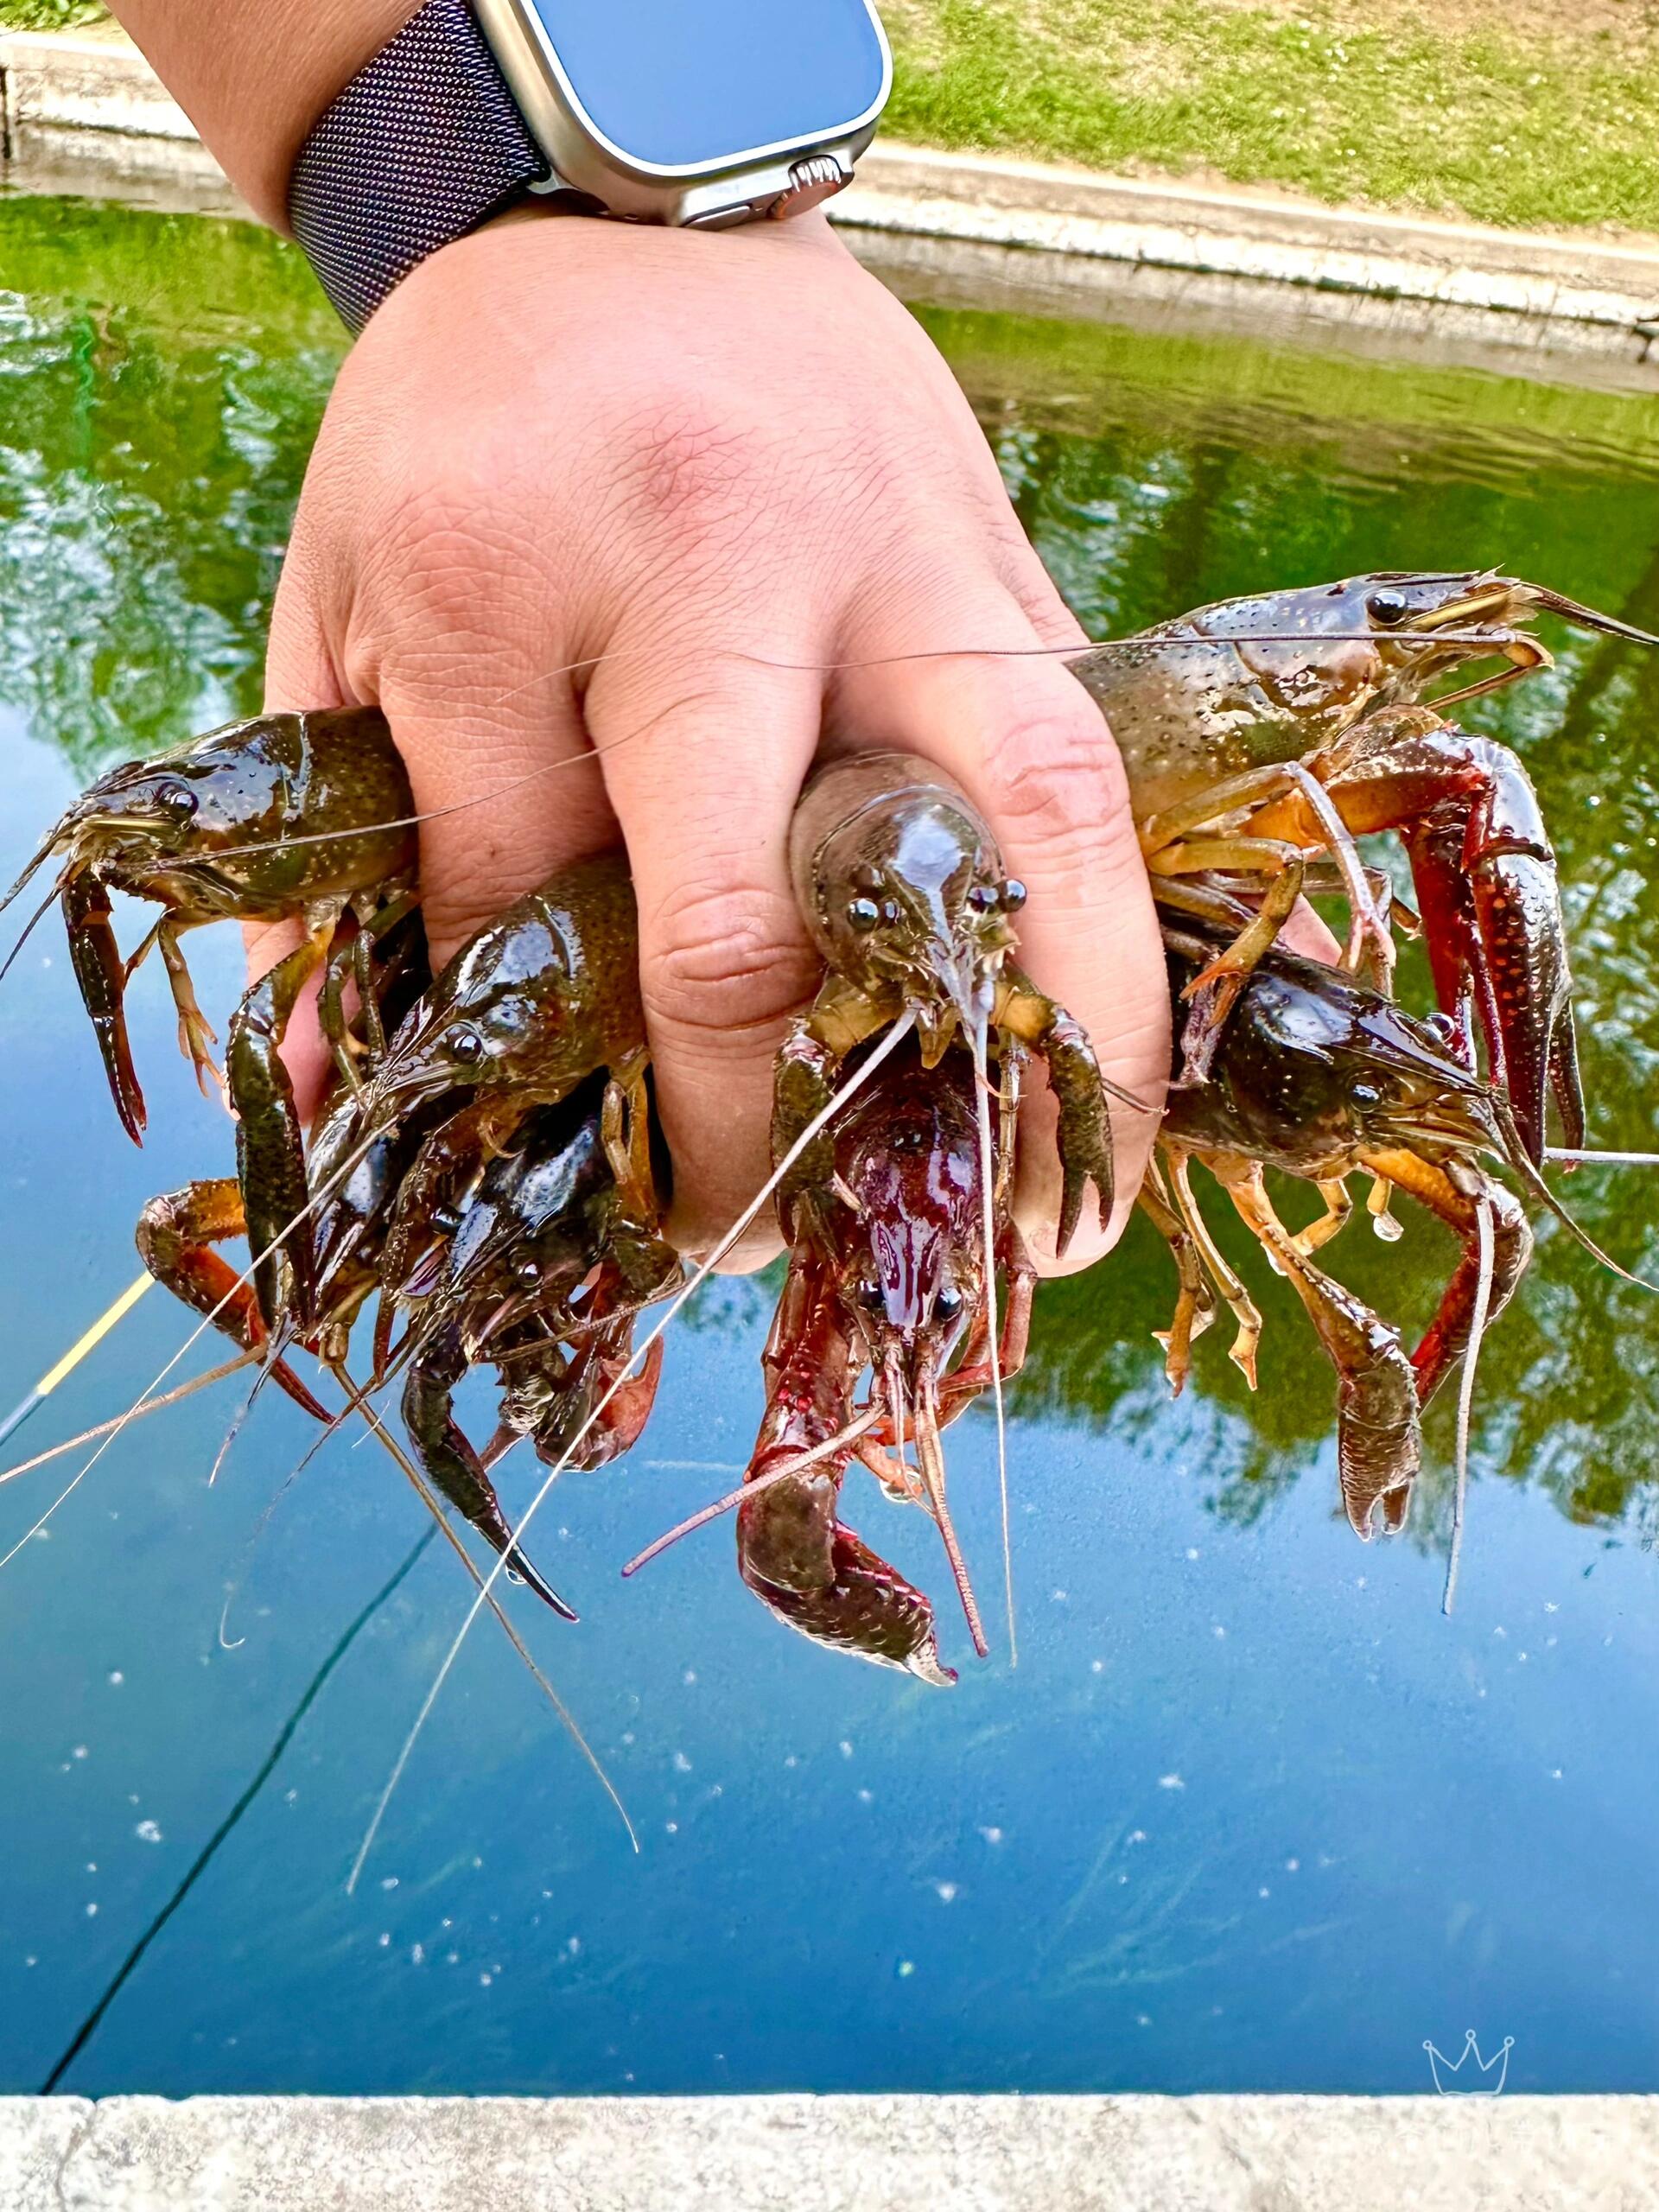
[0,25,244,215]
[845,144,1659,334]
[5,25,1659,357]
[3,2094,1659,2210]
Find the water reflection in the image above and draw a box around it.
[6,207,1659,1543]
[5,198,1659,2095]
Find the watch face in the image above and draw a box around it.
[523,0,889,171]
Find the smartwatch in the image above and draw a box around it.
[290,0,893,333]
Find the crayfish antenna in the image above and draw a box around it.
[0,877,63,988]
[0,828,64,920]
[1,1122,391,1573]
[351,1011,923,1895]
[0,1351,259,1491]
[207,1340,288,1487]
[325,1361,636,1853]
[916,1370,988,1660]
[621,1409,885,1578]
[973,1014,1015,1667]
[1496,1098,1659,1293]
[1443,1192,1496,1618]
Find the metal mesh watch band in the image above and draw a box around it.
[289,0,550,334]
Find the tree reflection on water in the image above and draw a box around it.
[3,198,1658,1552]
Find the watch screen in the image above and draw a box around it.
[525,0,888,169]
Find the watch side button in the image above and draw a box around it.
[683,203,757,232]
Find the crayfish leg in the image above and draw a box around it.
[770,1017,858,1244]
[994,968,1114,1253]
[1167,1151,1261,1389]
[1137,1173,1216,1396]
[1291,1179,1354,1259]
[229,910,340,1333]
[1147,835,1306,1085]
[135,1179,328,1421]
[1213,1158,1420,1541]
[1146,758,1391,988]
[156,917,219,1097]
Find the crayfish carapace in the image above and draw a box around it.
[775,749,1117,1255]
[0,703,417,1154]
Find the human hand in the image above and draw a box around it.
[253,209,1169,1271]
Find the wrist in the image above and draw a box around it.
[108,0,417,230]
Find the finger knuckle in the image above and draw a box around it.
[976,701,1134,874]
[642,880,816,1043]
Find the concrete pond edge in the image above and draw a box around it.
[4,24,1659,375]
[5,2092,1659,2210]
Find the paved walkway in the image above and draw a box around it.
[5,2092,1659,2210]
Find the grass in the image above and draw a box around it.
[3,0,1658,232]
[0,0,101,26]
[888,0,1659,233]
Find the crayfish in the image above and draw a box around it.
[1075,571,1659,1159]
[0,708,419,1271]
[131,844,671,1617]
[1149,919,1637,1541]
[736,1037,1033,1684]
[631,748,1096,1680]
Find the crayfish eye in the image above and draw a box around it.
[151,779,198,823]
[517,1258,542,1289]
[858,1278,885,1313]
[1365,588,1410,627]
[1351,1082,1384,1110]
[847,896,881,932]
[1000,878,1027,912]
[933,1285,964,1322]
[448,1027,486,1066]
[967,883,1000,915]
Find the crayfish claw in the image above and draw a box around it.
[501,1542,579,1624]
[739,1513,957,1688]
[1547,1007,1587,1160]
[62,871,147,1145]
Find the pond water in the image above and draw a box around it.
[3,196,1659,2099]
